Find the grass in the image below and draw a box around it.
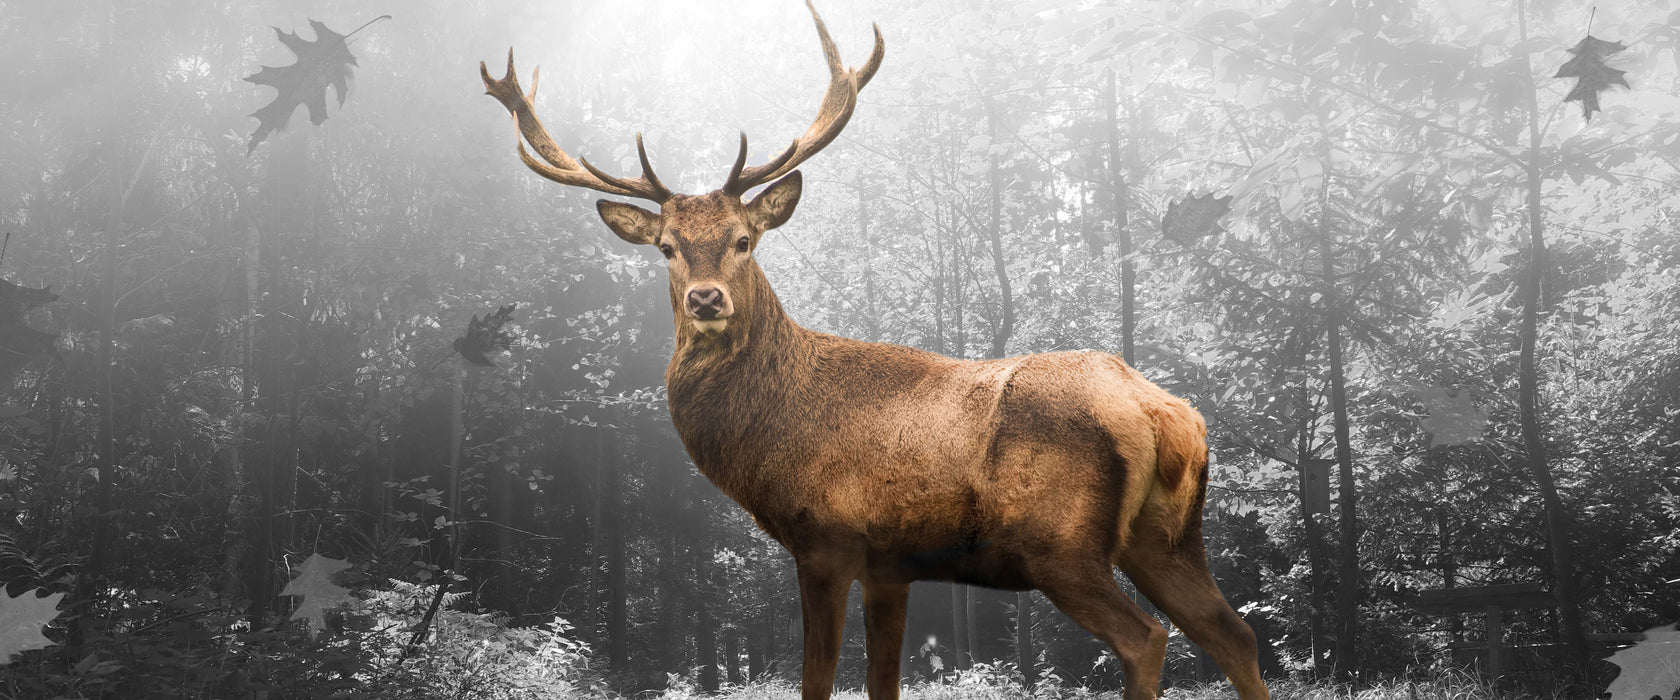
[645,668,1549,700]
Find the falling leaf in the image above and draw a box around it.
[245,19,363,153]
[1412,385,1489,447]
[452,304,518,367]
[1555,35,1629,121]
[1605,623,1680,700]
[0,278,58,384]
[1160,192,1232,246]
[278,553,353,637]
[0,588,62,665]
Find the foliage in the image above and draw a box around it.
[2,0,1678,697]
[0,581,599,700]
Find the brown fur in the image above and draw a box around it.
[482,5,1264,694]
[585,185,1269,700]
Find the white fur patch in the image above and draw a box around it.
[692,319,729,333]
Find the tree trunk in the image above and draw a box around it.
[1016,591,1036,685]
[748,613,765,682]
[74,36,123,643]
[952,215,966,360]
[950,585,969,670]
[1516,3,1588,669]
[604,435,628,674]
[1104,70,1135,363]
[698,590,719,691]
[726,627,743,685]
[984,101,1014,360]
[1317,191,1360,680]
[1298,424,1331,677]
[488,431,514,612]
[965,585,979,666]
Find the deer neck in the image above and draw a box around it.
[664,264,810,488]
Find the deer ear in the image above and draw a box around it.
[745,171,802,233]
[597,200,660,245]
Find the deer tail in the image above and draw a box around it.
[1148,397,1210,548]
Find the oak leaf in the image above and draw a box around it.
[278,553,353,637]
[1411,385,1489,447]
[1161,192,1232,246]
[0,587,62,665]
[452,304,518,367]
[1605,623,1680,700]
[0,278,58,384]
[245,20,359,153]
[1555,35,1629,121]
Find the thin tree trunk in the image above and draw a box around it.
[74,44,123,644]
[1298,424,1330,677]
[604,435,628,673]
[1104,70,1135,363]
[403,362,465,654]
[965,586,978,666]
[726,627,743,685]
[1317,190,1360,680]
[1016,591,1035,685]
[984,101,1013,360]
[220,220,259,603]
[1517,3,1587,667]
[748,613,765,682]
[698,590,719,691]
[950,585,969,670]
[858,178,881,343]
[952,211,966,360]
[488,432,514,612]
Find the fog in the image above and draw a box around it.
[1,0,1676,697]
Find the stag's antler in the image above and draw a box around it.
[480,51,673,204]
[721,0,884,197]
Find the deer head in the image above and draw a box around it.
[480,1,882,338]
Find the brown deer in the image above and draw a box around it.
[480,4,1268,699]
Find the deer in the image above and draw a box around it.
[480,4,1268,699]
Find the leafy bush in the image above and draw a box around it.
[0,582,603,700]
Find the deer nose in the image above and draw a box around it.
[687,286,725,319]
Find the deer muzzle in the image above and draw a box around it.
[685,285,732,332]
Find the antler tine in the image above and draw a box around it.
[635,134,673,201]
[577,134,671,201]
[720,1,884,196]
[723,134,802,197]
[481,49,673,203]
[856,24,885,90]
[725,133,750,191]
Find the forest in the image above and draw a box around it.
[0,0,1677,698]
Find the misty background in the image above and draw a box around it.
[1,0,1678,698]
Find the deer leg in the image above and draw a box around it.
[1035,563,1168,700]
[1121,545,1270,700]
[797,562,852,700]
[861,578,909,700]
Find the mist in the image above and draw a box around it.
[1,0,1677,698]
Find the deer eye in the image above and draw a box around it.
[659,243,675,258]
[736,236,751,253]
